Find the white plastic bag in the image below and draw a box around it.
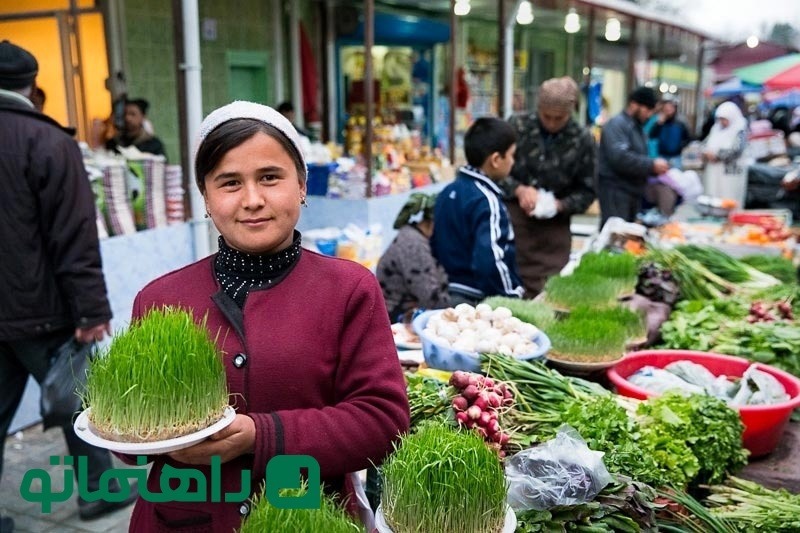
[506,426,612,511]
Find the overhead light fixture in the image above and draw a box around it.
[669,84,678,94]
[746,35,759,48]
[564,8,580,33]
[454,0,470,16]
[659,82,669,93]
[605,17,621,41]
[516,0,534,25]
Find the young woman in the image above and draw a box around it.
[123,102,409,531]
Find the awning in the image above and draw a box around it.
[763,63,800,91]
[734,53,800,85]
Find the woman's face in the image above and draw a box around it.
[718,117,731,129]
[203,132,306,254]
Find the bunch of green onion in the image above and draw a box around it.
[381,422,508,533]
[240,484,361,533]
[83,307,229,442]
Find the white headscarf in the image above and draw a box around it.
[704,101,747,155]
[194,101,306,173]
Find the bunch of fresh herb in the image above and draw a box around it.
[560,396,671,487]
[544,273,623,310]
[405,372,452,428]
[516,474,660,533]
[380,421,508,533]
[741,254,798,285]
[84,307,229,442]
[676,245,781,289]
[636,393,748,485]
[659,299,800,377]
[482,296,557,330]
[240,484,361,533]
[658,477,800,533]
[645,248,738,300]
[703,476,800,531]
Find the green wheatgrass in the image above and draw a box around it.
[83,307,229,442]
[575,251,639,280]
[543,273,622,310]
[568,305,646,342]
[381,422,508,533]
[240,484,361,533]
[546,315,628,362]
[482,296,557,330]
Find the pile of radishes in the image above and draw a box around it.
[449,371,513,454]
[747,300,794,323]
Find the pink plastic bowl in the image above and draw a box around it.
[607,349,800,457]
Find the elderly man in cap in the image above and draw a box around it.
[505,76,597,296]
[597,86,671,226]
[0,40,136,531]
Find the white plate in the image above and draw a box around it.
[73,406,237,455]
[397,349,425,365]
[391,323,422,350]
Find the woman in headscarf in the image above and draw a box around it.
[702,101,748,201]
[376,192,450,322]
[117,101,409,531]
[505,77,597,297]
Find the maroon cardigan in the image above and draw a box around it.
[122,250,410,532]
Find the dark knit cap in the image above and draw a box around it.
[0,40,38,90]
[628,86,657,109]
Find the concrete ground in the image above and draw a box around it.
[1,424,135,533]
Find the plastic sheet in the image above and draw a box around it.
[506,426,612,511]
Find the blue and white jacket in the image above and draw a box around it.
[431,166,525,300]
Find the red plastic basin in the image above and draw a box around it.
[607,349,800,457]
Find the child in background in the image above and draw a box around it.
[431,117,525,304]
[376,192,450,322]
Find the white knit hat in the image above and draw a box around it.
[194,100,306,172]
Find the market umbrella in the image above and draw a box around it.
[734,53,800,85]
[763,63,800,91]
[708,76,762,98]
[762,88,800,109]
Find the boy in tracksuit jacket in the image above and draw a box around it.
[431,117,525,303]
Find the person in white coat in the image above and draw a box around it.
[702,101,748,203]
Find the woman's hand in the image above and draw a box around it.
[167,414,256,465]
[515,185,538,214]
[703,151,718,163]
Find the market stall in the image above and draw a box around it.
[391,213,800,532]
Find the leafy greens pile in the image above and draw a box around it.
[483,356,747,489]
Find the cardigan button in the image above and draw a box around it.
[233,353,248,368]
[239,502,250,516]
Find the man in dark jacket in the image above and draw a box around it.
[597,86,670,226]
[0,41,136,531]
